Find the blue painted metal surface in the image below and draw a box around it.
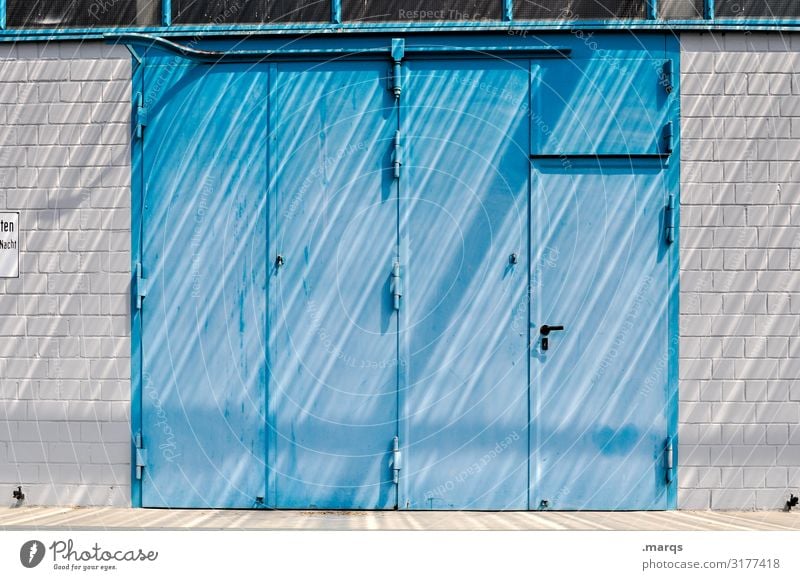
[140,62,269,508]
[133,32,679,510]
[533,58,673,156]
[401,59,531,509]
[268,61,400,509]
[647,0,657,20]
[130,56,145,509]
[529,43,679,510]
[705,0,715,20]
[531,161,673,510]
[162,0,172,27]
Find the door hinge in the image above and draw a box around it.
[664,436,675,484]
[134,261,148,310]
[135,431,148,480]
[391,436,402,485]
[391,261,403,310]
[664,194,677,245]
[662,121,674,155]
[135,92,148,139]
[662,60,674,94]
[390,38,404,98]
[392,130,403,179]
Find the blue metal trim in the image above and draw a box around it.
[162,0,172,26]
[504,0,513,22]
[530,153,670,160]
[130,57,144,509]
[125,45,143,66]
[5,18,800,41]
[403,45,571,57]
[665,33,680,511]
[332,0,341,24]
[0,0,6,30]
[705,0,714,20]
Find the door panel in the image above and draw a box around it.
[269,61,399,509]
[141,64,269,508]
[534,59,672,156]
[136,47,677,511]
[531,161,671,510]
[401,60,530,510]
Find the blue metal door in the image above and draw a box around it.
[531,164,673,510]
[529,55,678,510]
[401,60,530,509]
[268,61,399,508]
[140,63,269,508]
[133,39,678,511]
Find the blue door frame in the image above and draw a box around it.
[131,32,679,510]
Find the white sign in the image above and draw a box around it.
[0,212,19,278]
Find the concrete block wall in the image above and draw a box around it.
[679,32,800,510]
[0,42,131,506]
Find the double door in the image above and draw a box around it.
[138,54,676,510]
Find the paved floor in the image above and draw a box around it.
[0,507,798,530]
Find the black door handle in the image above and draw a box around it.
[540,324,564,336]
[539,324,565,351]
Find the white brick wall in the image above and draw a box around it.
[0,42,131,507]
[680,32,800,510]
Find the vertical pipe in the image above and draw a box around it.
[646,0,657,20]
[705,0,715,19]
[332,0,341,24]
[504,0,513,22]
[0,0,7,30]
[162,0,172,26]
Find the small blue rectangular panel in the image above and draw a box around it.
[269,61,399,509]
[531,161,671,510]
[401,59,530,510]
[533,58,671,155]
[141,63,269,508]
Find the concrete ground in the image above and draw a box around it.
[0,508,798,530]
